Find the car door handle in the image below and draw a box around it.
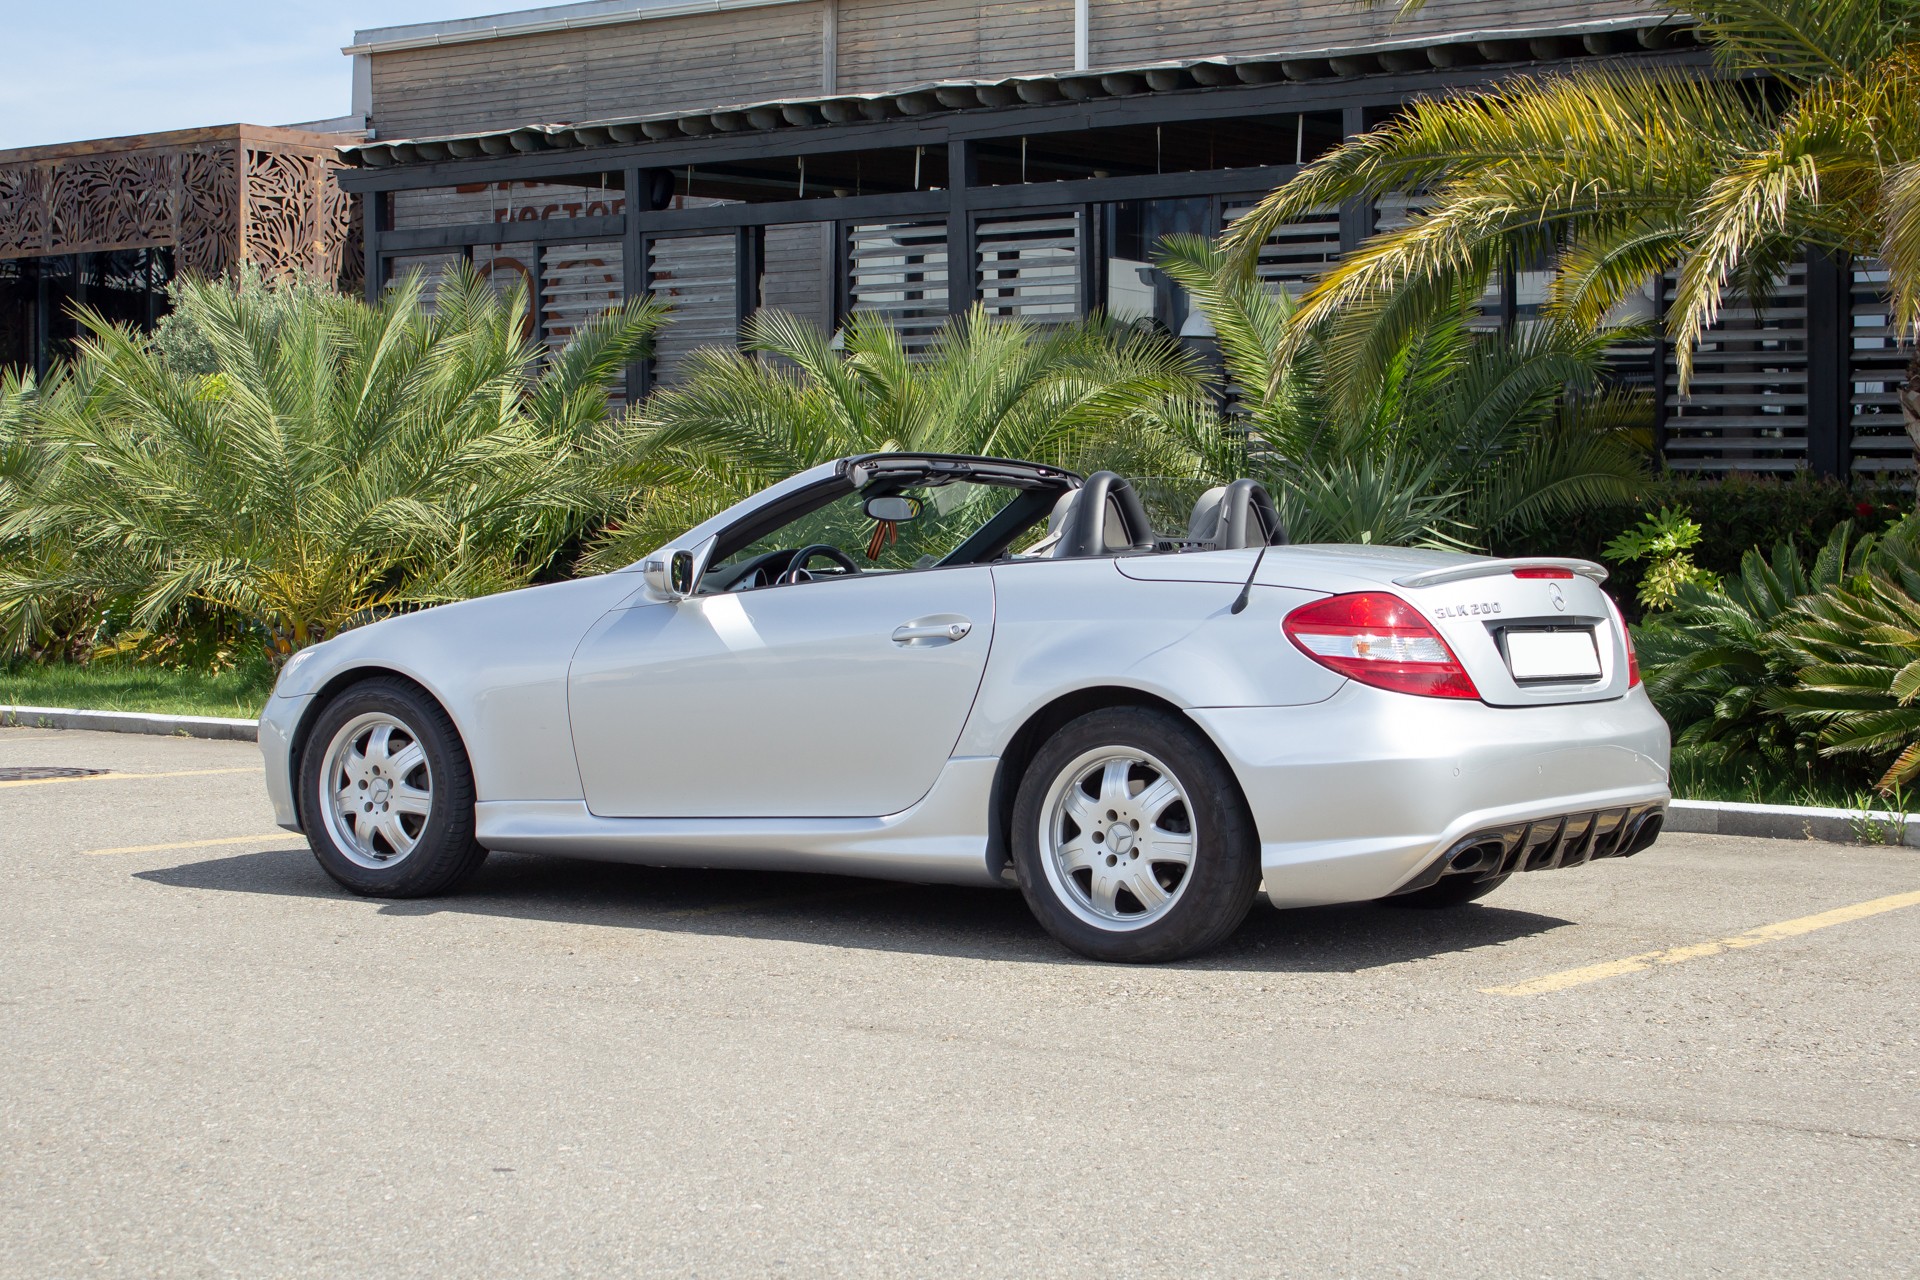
[891,619,972,645]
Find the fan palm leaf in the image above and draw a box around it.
[1228,0,1920,394]
[0,265,665,659]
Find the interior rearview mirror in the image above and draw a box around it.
[643,548,697,600]
[864,494,923,523]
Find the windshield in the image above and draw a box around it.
[701,477,1049,593]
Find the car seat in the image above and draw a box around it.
[1026,472,1157,558]
[1187,478,1287,549]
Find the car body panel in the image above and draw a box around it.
[1194,682,1669,907]
[952,559,1345,762]
[259,453,1671,914]
[1120,545,1629,706]
[567,567,996,818]
[258,571,643,823]
[473,755,1001,886]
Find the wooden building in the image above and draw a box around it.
[336,0,1907,476]
[0,125,359,376]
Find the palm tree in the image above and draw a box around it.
[0,267,666,661]
[584,305,1205,570]
[0,363,112,661]
[1225,0,1920,406]
[1139,236,1649,549]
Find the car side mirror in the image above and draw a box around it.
[643,548,697,601]
[863,495,923,523]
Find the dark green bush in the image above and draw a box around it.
[1500,471,1908,620]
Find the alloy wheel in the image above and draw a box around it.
[1038,746,1197,931]
[318,712,434,869]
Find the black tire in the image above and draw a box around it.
[298,677,488,898]
[1379,872,1511,909]
[1011,707,1259,963]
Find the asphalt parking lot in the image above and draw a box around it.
[1,726,1916,1278]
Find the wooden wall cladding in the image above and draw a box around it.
[1084,0,1654,66]
[368,4,828,142]
[835,0,1074,94]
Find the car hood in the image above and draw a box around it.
[272,570,646,700]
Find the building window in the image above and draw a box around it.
[0,247,174,378]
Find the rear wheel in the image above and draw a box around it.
[299,678,488,898]
[1011,707,1259,963]
[1380,872,1511,909]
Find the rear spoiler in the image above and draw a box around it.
[1394,557,1608,589]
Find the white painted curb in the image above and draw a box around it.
[0,705,258,742]
[1666,798,1920,848]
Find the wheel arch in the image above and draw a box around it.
[986,686,1244,882]
[287,667,464,830]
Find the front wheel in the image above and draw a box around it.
[299,677,488,898]
[1011,707,1259,963]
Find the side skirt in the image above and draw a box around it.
[473,756,1002,887]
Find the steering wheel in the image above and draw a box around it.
[780,543,863,585]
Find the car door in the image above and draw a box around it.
[566,567,994,818]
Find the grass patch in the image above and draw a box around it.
[1670,750,1915,816]
[0,659,275,720]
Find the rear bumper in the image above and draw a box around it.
[1191,683,1671,909]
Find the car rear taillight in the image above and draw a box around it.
[1606,595,1642,687]
[1512,566,1574,580]
[1283,592,1481,700]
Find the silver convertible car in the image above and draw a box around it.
[260,453,1670,962]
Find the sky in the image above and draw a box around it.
[0,1,487,150]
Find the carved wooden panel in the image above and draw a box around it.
[176,147,240,277]
[0,166,49,258]
[0,130,356,289]
[243,149,341,280]
[44,153,175,253]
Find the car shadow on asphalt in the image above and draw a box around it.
[135,846,1575,973]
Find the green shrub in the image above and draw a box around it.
[1602,507,1716,609]
[1502,471,1906,617]
[1769,521,1920,792]
[1635,521,1873,779]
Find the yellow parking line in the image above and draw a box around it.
[85,832,305,856]
[0,766,262,790]
[1485,889,1920,997]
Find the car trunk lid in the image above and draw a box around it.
[1117,549,1628,707]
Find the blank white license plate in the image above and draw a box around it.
[1504,629,1602,680]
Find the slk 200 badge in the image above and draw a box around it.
[1433,602,1501,619]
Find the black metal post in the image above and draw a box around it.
[526,246,546,348]
[1804,247,1849,479]
[1078,202,1099,319]
[735,223,765,335]
[1337,105,1370,255]
[1651,271,1670,468]
[624,166,657,402]
[363,190,388,304]
[947,139,977,316]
